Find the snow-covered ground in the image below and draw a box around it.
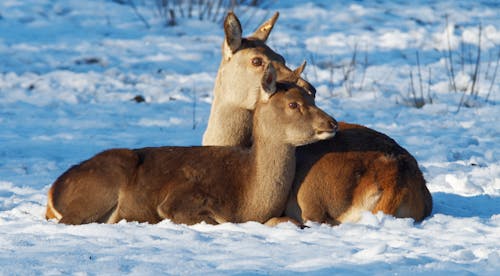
[1,0,499,274]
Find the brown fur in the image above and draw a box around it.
[46,149,139,224]
[202,12,432,225]
[46,65,337,225]
[289,122,432,224]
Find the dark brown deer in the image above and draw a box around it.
[202,12,432,225]
[45,64,338,225]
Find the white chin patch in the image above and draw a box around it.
[316,131,336,140]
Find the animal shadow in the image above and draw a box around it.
[432,192,500,218]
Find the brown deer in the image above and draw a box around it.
[45,63,338,225]
[203,11,315,147]
[203,12,432,225]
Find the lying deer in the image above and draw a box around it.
[203,12,432,225]
[45,63,338,225]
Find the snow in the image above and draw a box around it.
[0,0,499,274]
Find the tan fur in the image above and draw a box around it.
[204,12,432,226]
[264,217,303,227]
[45,65,337,225]
[203,12,315,147]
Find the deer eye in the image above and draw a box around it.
[252,57,263,67]
[288,102,299,109]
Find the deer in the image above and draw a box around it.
[202,12,432,225]
[203,11,315,148]
[45,63,338,225]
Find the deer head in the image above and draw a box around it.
[255,63,337,146]
[204,12,317,146]
[215,11,316,109]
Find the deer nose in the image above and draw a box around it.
[315,116,338,140]
[318,116,338,135]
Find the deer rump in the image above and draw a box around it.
[289,122,432,225]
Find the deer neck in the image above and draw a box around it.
[203,101,252,147]
[240,134,297,222]
[203,67,253,147]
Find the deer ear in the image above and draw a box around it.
[293,61,316,97]
[261,63,277,101]
[251,12,279,42]
[293,61,307,77]
[223,12,243,58]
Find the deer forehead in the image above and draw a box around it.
[273,84,315,105]
[237,39,285,62]
[265,87,304,106]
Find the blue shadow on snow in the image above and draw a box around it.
[431,192,500,219]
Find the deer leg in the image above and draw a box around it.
[48,172,121,225]
[264,216,308,228]
[157,187,220,225]
[48,149,139,225]
[296,187,331,225]
[57,191,118,225]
